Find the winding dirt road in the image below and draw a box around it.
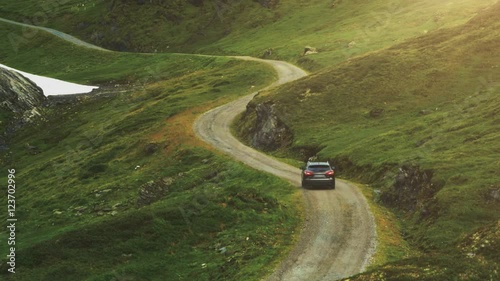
[1,17,377,280]
[194,57,377,281]
[0,17,108,51]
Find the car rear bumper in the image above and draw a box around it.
[303,177,335,186]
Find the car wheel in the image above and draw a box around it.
[330,181,336,190]
[301,181,308,189]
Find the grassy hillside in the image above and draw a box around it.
[0,0,280,53]
[236,2,500,280]
[0,0,497,71]
[0,20,230,85]
[1,0,499,280]
[0,20,307,281]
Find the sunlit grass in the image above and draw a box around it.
[235,3,500,279]
[0,18,299,280]
[0,0,497,71]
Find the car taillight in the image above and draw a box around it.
[304,170,314,177]
[325,170,335,177]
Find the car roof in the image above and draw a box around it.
[307,161,330,166]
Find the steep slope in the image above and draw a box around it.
[0,0,498,280]
[0,17,306,281]
[0,0,280,52]
[0,57,298,281]
[236,2,500,280]
[0,0,497,70]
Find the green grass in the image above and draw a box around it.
[353,181,412,269]
[1,157,302,281]
[1,0,499,280]
[1,0,496,71]
[0,19,301,281]
[0,20,236,85]
[235,3,500,279]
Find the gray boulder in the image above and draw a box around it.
[0,67,46,122]
[249,101,293,151]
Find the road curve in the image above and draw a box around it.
[1,16,377,280]
[194,57,377,281]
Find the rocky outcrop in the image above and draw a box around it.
[0,67,46,123]
[240,101,293,151]
[459,220,500,262]
[380,165,443,217]
[303,46,318,56]
[136,177,174,208]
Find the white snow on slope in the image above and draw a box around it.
[0,63,98,96]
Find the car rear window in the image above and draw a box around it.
[308,165,330,172]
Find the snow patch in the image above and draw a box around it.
[0,63,98,96]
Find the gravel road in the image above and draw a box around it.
[194,56,377,281]
[1,16,377,279]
